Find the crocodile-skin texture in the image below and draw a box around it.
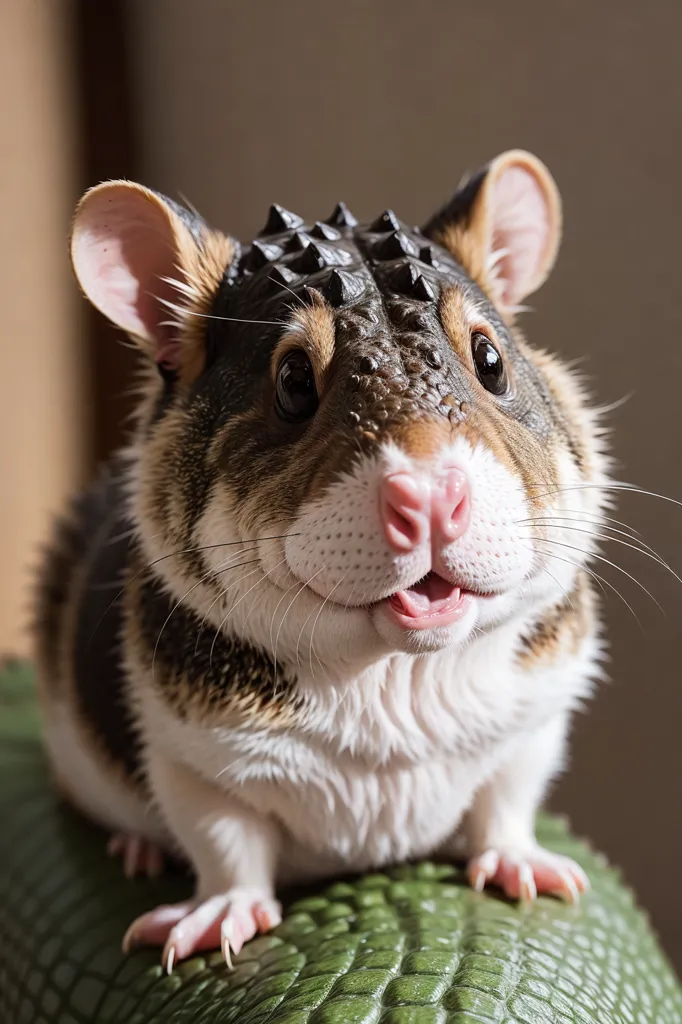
[0,662,680,1024]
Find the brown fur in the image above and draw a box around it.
[517,571,593,668]
[391,418,453,458]
[439,287,471,361]
[176,224,235,384]
[522,341,593,476]
[439,220,491,305]
[275,295,337,386]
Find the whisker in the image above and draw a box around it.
[519,520,680,580]
[517,508,641,536]
[274,566,328,683]
[156,293,288,328]
[343,584,358,613]
[214,751,253,781]
[209,566,273,668]
[308,572,349,682]
[193,556,265,653]
[269,576,302,691]
[530,481,682,509]
[240,559,289,632]
[530,544,610,608]
[527,536,664,613]
[534,564,575,610]
[267,274,304,307]
[152,557,259,682]
[527,543,642,628]
[86,534,296,646]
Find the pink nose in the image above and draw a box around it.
[380,467,471,552]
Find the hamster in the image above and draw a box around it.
[34,150,606,971]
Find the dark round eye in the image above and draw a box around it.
[471,332,508,395]
[275,349,319,423]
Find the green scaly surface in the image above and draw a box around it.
[0,661,680,1023]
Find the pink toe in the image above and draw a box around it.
[254,901,281,932]
[124,837,142,879]
[123,901,194,952]
[495,860,521,899]
[107,834,124,857]
[165,895,233,961]
[145,844,164,879]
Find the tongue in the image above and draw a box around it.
[390,572,461,618]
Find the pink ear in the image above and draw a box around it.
[486,152,562,309]
[71,183,185,368]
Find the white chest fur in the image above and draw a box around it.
[140,613,598,879]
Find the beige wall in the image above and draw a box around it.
[0,0,85,656]
[128,0,682,965]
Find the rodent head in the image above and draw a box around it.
[71,151,606,668]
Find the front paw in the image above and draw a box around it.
[122,887,282,971]
[467,844,589,903]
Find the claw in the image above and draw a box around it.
[164,944,176,975]
[121,889,280,967]
[468,848,498,893]
[554,867,580,905]
[221,924,234,970]
[518,862,537,902]
[468,844,589,904]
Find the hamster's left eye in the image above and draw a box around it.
[471,332,508,396]
[275,349,319,423]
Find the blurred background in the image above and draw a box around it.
[2,0,681,968]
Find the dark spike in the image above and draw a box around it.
[269,265,298,288]
[285,231,310,253]
[326,201,357,228]
[392,262,419,295]
[413,274,436,301]
[370,209,400,233]
[323,269,365,307]
[259,203,304,236]
[244,240,280,272]
[310,221,341,241]
[419,244,435,265]
[294,243,327,274]
[373,230,418,261]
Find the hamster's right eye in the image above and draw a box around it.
[275,349,319,423]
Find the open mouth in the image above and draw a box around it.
[381,571,477,630]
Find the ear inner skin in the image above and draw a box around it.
[71,186,185,357]
[421,150,562,315]
[70,181,235,377]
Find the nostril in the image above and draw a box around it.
[449,492,470,531]
[385,505,420,549]
[434,467,471,541]
[381,473,428,552]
